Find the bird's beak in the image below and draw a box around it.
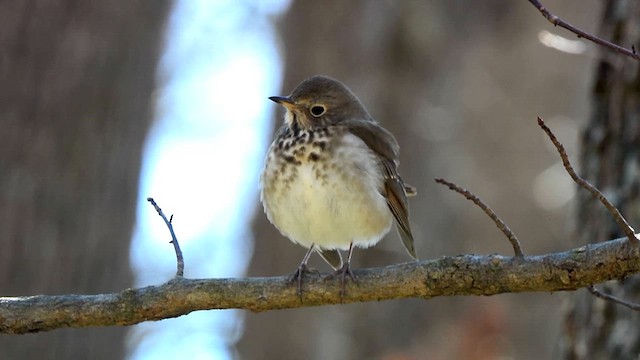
[269,96,296,111]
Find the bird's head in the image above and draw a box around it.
[270,75,371,130]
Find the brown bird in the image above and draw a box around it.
[260,75,417,294]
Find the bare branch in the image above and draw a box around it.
[147,197,185,277]
[435,178,524,257]
[588,285,640,311]
[527,0,640,61]
[1,237,638,334]
[537,117,638,245]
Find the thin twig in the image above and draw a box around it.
[528,0,640,61]
[435,178,524,257]
[537,117,638,245]
[588,285,640,311]
[147,197,185,277]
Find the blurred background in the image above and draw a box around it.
[4,0,631,359]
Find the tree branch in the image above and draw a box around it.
[587,285,640,311]
[434,178,524,257]
[537,117,638,245]
[147,197,184,277]
[2,237,639,334]
[527,0,640,61]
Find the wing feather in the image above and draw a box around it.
[345,120,418,260]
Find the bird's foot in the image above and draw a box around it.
[324,262,358,298]
[288,263,320,297]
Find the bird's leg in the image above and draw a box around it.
[289,244,317,296]
[325,242,357,297]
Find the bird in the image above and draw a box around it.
[260,75,417,295]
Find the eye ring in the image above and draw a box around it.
[310,105,326,117]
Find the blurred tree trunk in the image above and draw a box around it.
[0,1,169,359]
[560,1,640,359]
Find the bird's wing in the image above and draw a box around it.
[345,120,418,260]
[404,183,417,197]
[317,248,343,270]
[382,160,417,259]
[344,120,400,164]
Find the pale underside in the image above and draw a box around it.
[261,131,393,251]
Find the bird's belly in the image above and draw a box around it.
[261,134,393,250]
[280,166,392,249]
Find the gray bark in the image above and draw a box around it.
[1,237,639,335]
[560,1,640,359]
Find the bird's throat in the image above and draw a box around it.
[285,109,313,130]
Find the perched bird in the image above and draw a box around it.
[260,75,417,294]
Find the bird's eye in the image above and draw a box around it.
[310,105,326,117]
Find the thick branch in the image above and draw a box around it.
[2,237,639,334]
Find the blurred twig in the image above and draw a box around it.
[588,285,640,311]
[435,178,524,258]
[537,117,638,245]
[528,0,640,61]
[147,197,185,277]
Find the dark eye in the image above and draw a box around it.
[310,105,326,117]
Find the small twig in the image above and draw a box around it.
[147,197,185,277]
[588,285,640,311]
[527,0,640,61]
[537,117,638,245]
[435,178,525,258]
